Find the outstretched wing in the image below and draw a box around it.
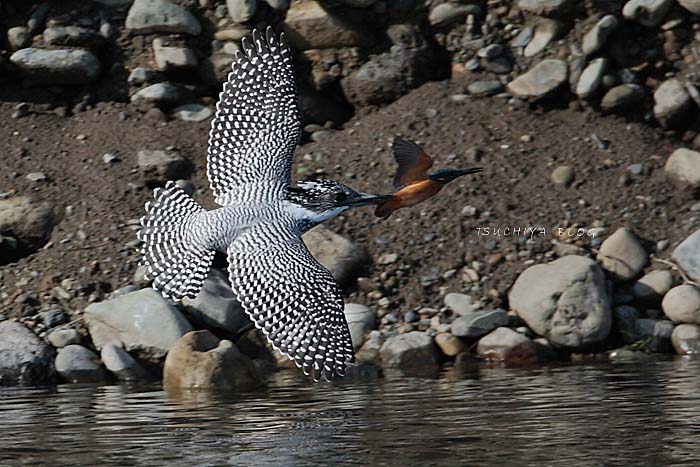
[227,223,355,381]
[392,137,434,190]
[208,27,301,205]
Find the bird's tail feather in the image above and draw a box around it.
[137,181,214,301]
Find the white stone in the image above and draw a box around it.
[85,288,193,361]
[509,255,611,347]
[506,59,568,99]
[662,285,700,324]
[596,227,647,281]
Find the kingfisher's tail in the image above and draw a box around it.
[137,181,215,301]
[374,196,399,219]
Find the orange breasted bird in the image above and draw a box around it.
[375,137,483,219]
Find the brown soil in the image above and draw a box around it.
[1,78,697,320]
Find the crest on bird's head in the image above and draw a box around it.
[286,179,358,212]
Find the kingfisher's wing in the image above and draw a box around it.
[392,137,434,190]
[227,223,355,382]
[207,27,301,205]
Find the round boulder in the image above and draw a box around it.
[671,324,700,355]
[55,345,107,383]
[509,255,612,348]
[476,327,537,366]
[662,284,700,324]
[163,331,259,390]
[379,331,440,375]
[596,227,647,281]
[0,321,55,386]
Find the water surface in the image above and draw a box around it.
[2,358,700,466]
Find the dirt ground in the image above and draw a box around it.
[1,77,697,320]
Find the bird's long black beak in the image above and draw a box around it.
[346,193,393,207]
[456,167,483,176]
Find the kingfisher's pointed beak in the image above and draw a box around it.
[346,193,393,207]
[456,167,483,176]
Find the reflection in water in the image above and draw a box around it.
[2,358,700,466]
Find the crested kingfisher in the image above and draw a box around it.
[375,137,483,218]
[137,28,389,382]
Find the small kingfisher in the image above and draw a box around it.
[375,137,483,218]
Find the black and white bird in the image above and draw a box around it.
[137,27,389,382]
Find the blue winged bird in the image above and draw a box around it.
[137,28,389,382]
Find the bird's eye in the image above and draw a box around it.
[334,192,348,202]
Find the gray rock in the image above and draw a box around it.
[7,27,31,50]
[582,15,619,55]
[41,306,66,328]
[576,57,607,98]
[622,0,673,27]
[653,78,692,129]
[614,305,642,343]
[43,26,102,47]
[524,18,566,57]
[127,67,156,86]
[511,26,534,48]
[137,149,186,183]
[302,226,369,287]
[601,84,646,112]
[379,331,440,375]
[126,0,201,35]
[10,48,100,85]
[506,59,568,100]
[0,196,56,251]
[665,149,700,191]
[130,82,180,105]
[444,292,476,315]
[671,323,700,354]
[341,27,445,107]
[181,268,250,334]
[510,255,611,348]
[152,38,198,71]
[477,44,502,59]
[283,0,374,50]
[101,344,149,381]
[47,328,81,348]
[476,327,537,365]
[551,165,574,185]
[344,303,376,350]
[261,0,290,10]
[55,345,107,383]
[0,321,55,386]
[85,288,193,361]
[635,318,674,340]
[631,270,673,302]
[227,0,257,23]
[517,0,576,16]
[596,227,647,281]
[172,104,212,122]
[451,309,509,338]
[678,0,700,14]
[467,80,504,96]
[662,284,700,324]
[429,3,481,27]
[672,231,700,282]
[26,172,47,182]
[163,331,259,389]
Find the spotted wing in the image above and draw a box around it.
[208,27,301,205]
[392,137,434,190]
[227,223,355,382]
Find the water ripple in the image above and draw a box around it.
[2,358,700,466]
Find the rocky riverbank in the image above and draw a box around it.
[3,0,700,387]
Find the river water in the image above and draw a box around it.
[2,357,700,466]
